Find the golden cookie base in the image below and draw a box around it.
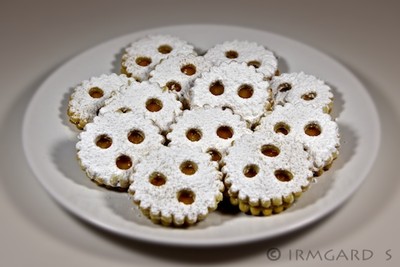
[67,106,87,130]
[226,178,310,216]
[120,56,140,82]
[131,194,223,227]
[313,151,338,177]
[76,154,130,190]
[323,101,334,114]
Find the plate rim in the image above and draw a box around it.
[22,24,381,247]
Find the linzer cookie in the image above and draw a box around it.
[272,72,334,113]
[256,103,340,175]
[99,81,182,132]
[190,62,271,126]
[128,145,224,226]
[167,107,251,160]
[68,74,134,129]
[223,131,313,215]
[76,111,164,189]
[121,35,196,81]
[204,40,278,79]
[149,54,212,102]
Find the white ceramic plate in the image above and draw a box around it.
[22,25,380,246]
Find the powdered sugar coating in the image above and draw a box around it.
[190,62,271,125]
[204,40,278,78]
[67,36,342,224]
[68,74,134,129]
[128,145,224,225]
[149,54,212,101]
[122,35,196,81]
[273,72,334,113]
[76,112,164,188]
[167,107,251,154]
[256,103,340,171]
[223,131,313,203]
[99,81,183,132]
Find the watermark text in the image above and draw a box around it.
[266,248,392,262]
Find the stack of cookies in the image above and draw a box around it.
[67,35,340,226]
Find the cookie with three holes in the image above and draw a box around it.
[76,111,164,189]
[128,145,224,226]
[223,131,313,216]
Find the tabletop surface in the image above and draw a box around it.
[1,1,399,266]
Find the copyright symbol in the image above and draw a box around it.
[266,248,281,261]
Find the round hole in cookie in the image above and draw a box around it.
[115,155,132,170]
[243,164,259,178]
[95,134,112,149]
[216,126,234,139]
[88,87,104,98]
[128,130,145,144]
[304,123,322,136]
[149,172,167,186]
[301,91,317,101]
[118,107,132,113]
[186,128,202,142]
[261,144,280,157]
[145,98,163,112]
[278,83,292,92]
[158,44,173,54]
[181,64,196,76]
[180,161,198,175]
[166,81,182,92]
[274,122,290,135]
[238,84,254,99]
[274,169,293,182]
[207,149,222,161]
[247,60,261,69]
[225,50,238,59]
[209,80,224,96]
[135,57,152,67]
[177,189,195,205]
